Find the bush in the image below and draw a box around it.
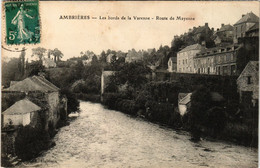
[15,126,50,161]
[145,101,181,126]
[77,93,100,103]
[222,123,258,147]
[60,88,79,114]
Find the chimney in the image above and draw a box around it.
[221,23,224,27]
[211,28,214,32]
[242,14,245,18]
[205,23,208,27]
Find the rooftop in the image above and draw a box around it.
[3,76,59,92]
[179,44,204,53]
[234,12,259,26]
[3,98,41,115]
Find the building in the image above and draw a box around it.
[237,61,259,107]
[2,99,41,127]
[194,45,241,75]
[2,75,63,129]
[193,23,213,43]
[213,24,234,46]
[177,44,205,73]
[168,57,177,72]
[233,12,259,43]
[178,93,192,116]
[42,58,56,68]
[245,23,259,38]
[178,92,224,116]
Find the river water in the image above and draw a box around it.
[23,101,257,168]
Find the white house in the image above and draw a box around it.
[177,44,205,73]
[2,99,41,127]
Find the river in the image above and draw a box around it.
[23,101,257,168]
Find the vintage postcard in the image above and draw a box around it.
[1,1,259,168]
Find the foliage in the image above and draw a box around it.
[31,47,47,61]
[15,125,50,161]
[25,60,45,77]
[2,58,23,87]
[145,101,181,126]
[60,88,80,114]
[110,62,151,89]
[49,48,63,62]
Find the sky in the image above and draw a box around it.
[1,1,259,61]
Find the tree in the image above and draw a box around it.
[26,60,45,77]
[2,58,22,87]
[110,62,151,90]
[31,47,46,61]
[189,86,212,141]
[50,48,63,62]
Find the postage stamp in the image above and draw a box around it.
[4,0,40,45]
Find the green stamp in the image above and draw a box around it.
[5,0,40,45]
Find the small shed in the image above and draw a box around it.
[178,93,192,116]
[2,99,41,127]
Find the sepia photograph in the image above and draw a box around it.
[1,0,259,167]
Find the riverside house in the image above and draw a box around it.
[2,99,41,127]
[2,75,66,130]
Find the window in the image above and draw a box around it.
[231,65,236,75]
[223,66,228,75]
[247,76,252,84]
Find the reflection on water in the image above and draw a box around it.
[22,101,257,168]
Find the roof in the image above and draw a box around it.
[246,23,259,33]
[3,76,59,92]
[194,25,210,34]
[3,98,41,115]
[179,44,203,53]
[234,12,259,25]
[218,24,233,32]
[179,92,224,105]
[179,93,192,105]
[169,57,177,63]
[237,61,259,81]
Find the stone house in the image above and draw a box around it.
[2,75,65,130]
[193,23,213,43]
[168,57,177,72]
[237,61,259,108]
[2,99,41,127]
[213,24,234,46]
[245,23,259,38]
[177,44,205,73]
[233,12,259,43]
[194,45,241,75]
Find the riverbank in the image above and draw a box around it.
[99,92,258,148]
